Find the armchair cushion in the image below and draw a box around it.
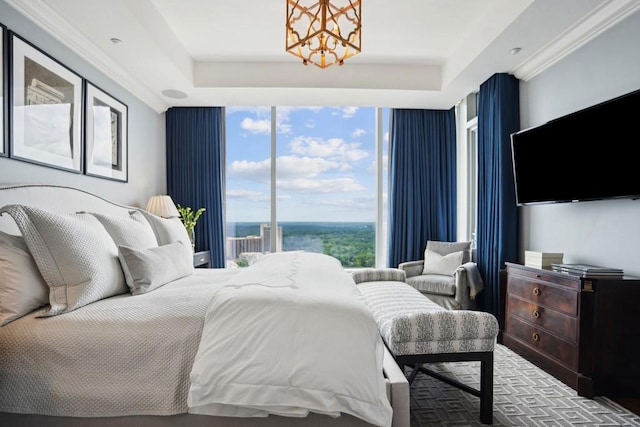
[426,240,472,263]
[422,249,464,275]
[406,274,456,296]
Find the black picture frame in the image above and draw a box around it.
[84,81,128,182]
[9,31,83,172]
[0,23,7,158]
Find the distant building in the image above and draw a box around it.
[225,224,283,261]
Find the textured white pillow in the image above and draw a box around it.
[0,232,49,325]
[137,210,192,250]
[0,205,127,316]
[118,241,194,295]
[86,211,158,250]
[422,249,464,276]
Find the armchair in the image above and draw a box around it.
[398,240,484,310]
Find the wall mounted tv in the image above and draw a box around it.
[510,88,640,206]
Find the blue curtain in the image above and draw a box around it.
[166,107,225,268]
[476,73,520,321]
[388,108,457,267]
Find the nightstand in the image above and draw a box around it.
[193,250,211,268]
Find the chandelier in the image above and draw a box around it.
[286,0,362,68]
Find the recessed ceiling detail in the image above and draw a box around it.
[6,0,638,112]
[161,89,188,99]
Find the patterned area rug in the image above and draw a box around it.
[408,343,640,426]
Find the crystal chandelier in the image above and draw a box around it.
[286,0,362,68]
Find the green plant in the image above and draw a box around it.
[176,204,206,234]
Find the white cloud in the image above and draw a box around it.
[226,189,290,202]
[338,162,352,172]
[342,106,358,118]
[305,120,316,128]
[237,107,323,135]
[276,121,292,134]
[277,155,340,178]
[315,196,375,210]
[289,136,369,162]
[277,177,365,193]
[240,117,271,134]
[226,189,269,202]
[384,131,389,143]
[228,155,341,182]
[352,128,366,138]
[228,159,270,181]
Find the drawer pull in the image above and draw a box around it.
[532,333,540,341]
[535,274,542,278]
[199,258,205,262]
[533,287,540,296]
[533,310,540,318]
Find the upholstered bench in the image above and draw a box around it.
[352,268,499,425]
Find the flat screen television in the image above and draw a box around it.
[510,88,640,205]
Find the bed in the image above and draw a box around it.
[0,184,409,427]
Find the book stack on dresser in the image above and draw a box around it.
[524,251,564,270]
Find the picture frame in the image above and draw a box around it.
[9,32,83,172]
[1,23,7,158]
[84,81,128,182]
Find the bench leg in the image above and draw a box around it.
[480,352,494,425]
[399,352,494,425]
[406,364,421,384]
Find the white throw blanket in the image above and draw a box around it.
[188,252,393,427]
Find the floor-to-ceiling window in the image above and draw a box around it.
[225,106,389,268]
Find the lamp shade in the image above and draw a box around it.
[146,195,180,218]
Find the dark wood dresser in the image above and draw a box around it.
[503,262,640,398]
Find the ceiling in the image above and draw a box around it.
[6,0,640,112]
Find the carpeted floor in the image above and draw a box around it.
[408,343,640,426]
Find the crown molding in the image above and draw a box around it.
[6,0,169,113]
[512,0,640,81]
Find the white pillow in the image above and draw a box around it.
[422,249,464,276]
[137,210,192,251]
[0,232,49,325]
[118,241,194,295]
[0,205,127,316]
[86,211,158,250]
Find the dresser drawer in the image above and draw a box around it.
[507,276,578,316]
[507,295,577,342]
[507,266,580,291]
[505,314,577,369]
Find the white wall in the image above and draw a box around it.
[518,10,640,276]
[0,2,165,208]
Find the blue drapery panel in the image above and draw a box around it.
[477,73,520,321]
[388,108,457,268]
[166,107,225,268]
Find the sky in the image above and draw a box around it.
[225,106,388,223]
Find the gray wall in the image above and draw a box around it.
[519,10,640,276]
[0,2,165,208]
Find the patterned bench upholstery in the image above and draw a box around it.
[352,268,499,425]
[356,278,498,356]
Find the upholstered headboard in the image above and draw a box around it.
[0,184,135,235]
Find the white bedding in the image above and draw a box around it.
[188,252,393,427]
[0,269,238,417]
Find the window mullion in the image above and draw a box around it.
[270,106,277,253]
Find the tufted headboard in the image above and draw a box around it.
[0,184,135,235]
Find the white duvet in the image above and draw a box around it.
[188,252,393,427]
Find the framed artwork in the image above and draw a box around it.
[1,23,7,157]
[85,82,128,182]
[9,32,83,172]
